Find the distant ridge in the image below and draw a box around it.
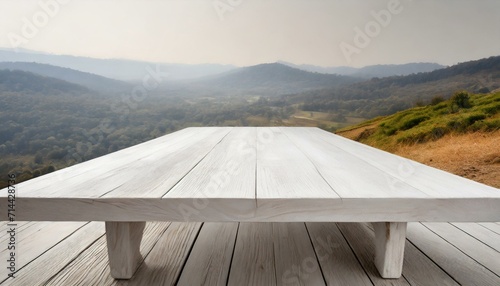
[188,62,361,95]
[0,49,236,81]
[0,62,130,93]
[0,69,89,94]
[278,61,445,78]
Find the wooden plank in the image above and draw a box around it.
[164,127,257,221]
[373,222,407,278]
[0,221,89,278]
[105,222,146,279]
[165,127,256,199]
[256,127,338,199]
[1,222,104,285]
[45,222,171,286]
[282,127,427,198]
[306,222,372,286]
[1,127,231,199]
[365,221,459,286]
[106,127,232,198]
[7,197,500,222]
[406,222,500,285]
[336,223,410,286]
[452,223,500,252]
[479,223,500,235]
[228,223,276,286]
[0,127,199,197]
[423,222,500,275]
[176,222,238,286]
[308,127,500,199]
[273,222,326,286]
[113,222,201,286]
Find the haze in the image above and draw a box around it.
[0,0,499,67]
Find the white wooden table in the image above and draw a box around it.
[2,127,499,279]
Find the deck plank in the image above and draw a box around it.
[406,222,500,285]
[423,222,500,275]
[1,222,104,285]
[114,222,202,286]
[227,223,276,286]
[0,221,90,279]
[452,223,500,252]
[176,222,238,286]
[479,222,500,234]
[306,222,373,286]
[273,222,326,286]
[336,223,410,286]
[45,222,171,285]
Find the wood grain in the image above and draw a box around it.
[406,222,500,285]
[273,222,326,286]
[227,223,276,286]
[306,222,373,286]
[176,222,238,286]
[105,222,146,279]
[373,222,407,278]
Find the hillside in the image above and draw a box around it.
[0,62,131,93]
[188,63,361,95]
[336,91,500,188]
[0,69,89,94]
[0,48,236,81]
[280,61,445,78]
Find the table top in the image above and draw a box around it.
[2,127,499,222]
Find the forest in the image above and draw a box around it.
[1,56,499,188]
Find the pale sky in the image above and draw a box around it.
[0,0,499,67]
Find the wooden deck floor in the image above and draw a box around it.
[1,221,499,285]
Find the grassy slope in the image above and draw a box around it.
[336,92,500,188]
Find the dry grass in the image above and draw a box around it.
[338,128,500,188]
[395,131,500,188]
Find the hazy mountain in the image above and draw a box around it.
[0,69,89,94]
[0,62,131,93]
[279,61,445,78]
[188,62,361,95]
[0,48,236,81]
[284,56,500,117]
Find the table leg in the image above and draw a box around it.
[372,222,407,278]
[105,221,146,279]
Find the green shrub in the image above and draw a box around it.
[384,127,397,136]
[450,91,472,108]
[482,104,500,115]
[400,116,430,130]
[465,114,486,125]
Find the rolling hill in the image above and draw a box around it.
[0,48,236,81]
[285,56,500,118]
[186,63,361,95]
[279,61,445,78]
[0,62,131,93]
[336,91,500,188]
[0,69,89,94]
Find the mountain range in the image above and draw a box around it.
[0,48,445,82]
[278,61,445,78]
